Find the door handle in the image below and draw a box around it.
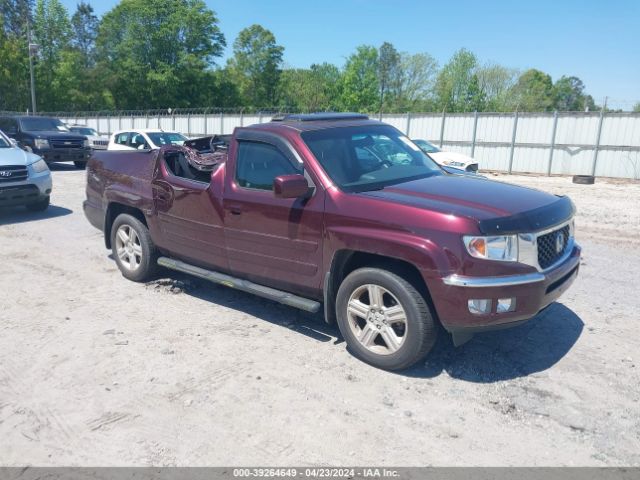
[228,204,242,215]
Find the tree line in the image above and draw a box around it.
[1,0,633,114]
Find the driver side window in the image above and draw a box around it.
[236,141,300,190]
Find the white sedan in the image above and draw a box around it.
[108,129,188,151]
[413,139,479,173]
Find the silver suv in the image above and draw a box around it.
[0,129,52,211]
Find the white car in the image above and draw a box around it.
[108,129,188,151]
[413,139,479,174]
[68,125,109,150]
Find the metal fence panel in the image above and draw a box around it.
[46,110,640,179]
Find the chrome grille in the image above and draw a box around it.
[537,225,571,269]
[92,140,108,147]
[50,138,83,149]
[0,165,28,183]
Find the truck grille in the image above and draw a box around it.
[91,140,108,147]
[50,138,83,149]
[537,225,571,269]
[0,165,28,183]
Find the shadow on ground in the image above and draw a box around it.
[143,270,582,382]
[0,204,73,226]
[403,302,584,382]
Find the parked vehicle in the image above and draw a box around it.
[0,129,52,211]
[68,125,109,150]
[107,129,188,151]
[0,115,91,169]
[84,113,580,370]
[413,139,479,173]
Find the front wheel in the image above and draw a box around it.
[110,213,158,282]
[336,267,437,371]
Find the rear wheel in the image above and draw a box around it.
[25,196,50,212]
[336,267,437,371]
[110,213,158,282]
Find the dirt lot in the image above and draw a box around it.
[1,167,639,466]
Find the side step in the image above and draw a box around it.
[157,257,321,313]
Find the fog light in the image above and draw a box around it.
[497,297,516,313]
[468,299,491,315]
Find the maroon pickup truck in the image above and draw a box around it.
[84,113,580,370]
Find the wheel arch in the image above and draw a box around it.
[104,202,148,249]
[323,249,439,326]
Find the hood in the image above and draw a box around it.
[358,174,565,224]
[0,146,41,166]
[430,151,477,167]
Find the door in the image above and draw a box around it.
[223,136,325,298]
[151,148,227,271]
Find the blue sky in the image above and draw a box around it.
[61,0,640,109]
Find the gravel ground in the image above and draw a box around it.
[1,166,639,466]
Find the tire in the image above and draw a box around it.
[335,267,437,371]
[25,196,50,212]
[573,175,595,185]
[110,213,158,282]
[74,161,87,169]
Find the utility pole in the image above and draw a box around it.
[27,20,38,114]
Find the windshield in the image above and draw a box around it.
[0,131,11,148]
[302,125,442,192]
[70,127,98,136]
[413,139,440,154]
[20,117,69,132]
[147,132,187,146]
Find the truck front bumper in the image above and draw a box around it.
[429,243,581,334]
[36,147,91,163]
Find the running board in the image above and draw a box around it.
[157,257,321,313]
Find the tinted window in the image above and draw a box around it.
[0,130,11,148]
[302,125,441,192]
[0,118,18,134]
[115,132,130,145]
[70,127,98,136]
[236,141,300,190]
[130,133,147,149]
[20,117,69,132]
[147,132,187,146]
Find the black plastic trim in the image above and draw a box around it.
[478,196,575,235]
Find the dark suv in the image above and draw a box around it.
[0,115,92,169]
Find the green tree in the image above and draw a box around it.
[434,48,484,112]
[277,63,341,111]
[476,64,518,111]
[393,52,438,112]
[70,1,97,67]
[633,102,640,113]
[97,0,225,109]
[510,69,554,111]
[0,22,30,111]
[340,45,379,112]
[378,41,400,113]
[0,0,33,37]
[552,75,595,111]
[32,0,72,110]
[227,24,284,107]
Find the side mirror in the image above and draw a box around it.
[273,174,310,199]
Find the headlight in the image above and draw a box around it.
[30,158,49,173]
[463,235,518,262]
[83,139,90,148]
[34,138,50,149]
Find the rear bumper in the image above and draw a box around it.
[428,243,581,333]
[35,147,91,163]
